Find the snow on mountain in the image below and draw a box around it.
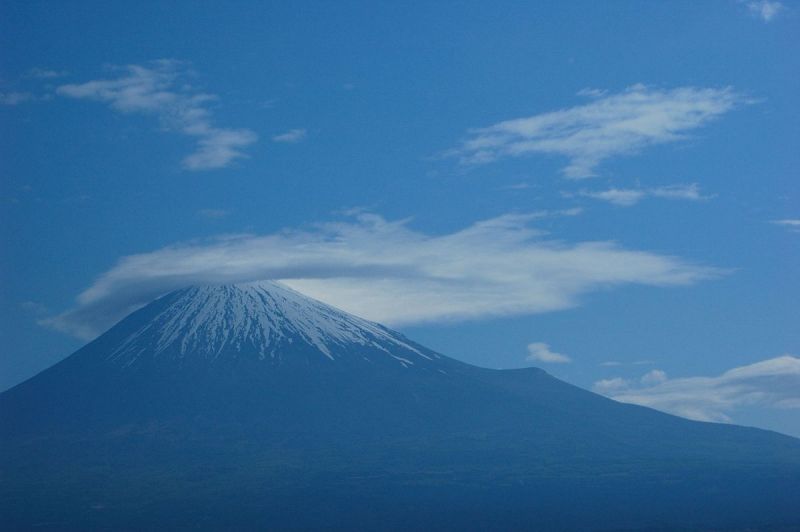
[105,281,439,368]
[5,282,800,531]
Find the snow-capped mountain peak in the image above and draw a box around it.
[104,281,440,369]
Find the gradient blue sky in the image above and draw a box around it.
[2,1,798,436]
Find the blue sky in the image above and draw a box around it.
[1,1,798,435]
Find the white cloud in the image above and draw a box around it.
[41,211,722,340]
[747,1,784,22]
[600,359,654,367]
[25,67,68,79]
[517,207,583,218]
[1,92,34,105]
[594,356,800,422]
[527,342,571,364]
[594,377,630,394]
[580,188,645,207]
[56,60,257,170]
[450,85,746,178]
[647,183,709,201]
[272,128,307,143]
[576,88,608,98]
[577,183,709,206]
[771,219,800,233]
[640,369,668,385]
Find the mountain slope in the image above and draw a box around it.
[2,283,799,530]
[102,282,443,368]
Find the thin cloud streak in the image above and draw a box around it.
[56,60,257,170]
[272,128,307,143]
[450,85,747,178]
[576,183,710,207]
[595,356,800,422]
[25,67,68,79]
[1,92,34,105]
[747,1,784,22]
[771,219,800,233]
[42,212,723,340]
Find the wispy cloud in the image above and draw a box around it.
[594,355,800,422]
[20,301,49,316]
[1,92,34,105]
[527,342,571,364]
[771,219,800,233]
[521,207,583,218]
[593,377,629,394]
[576,88,608,98]
[600,359,654,367]
[56,60,257,170]
[450,85,746,178]
[25,67,68,79]
[640,369,668,385]
[498,182,534,191]
[575,183,710,207]
[746,1,784,22]
[41,211,722,339]
[272,128,307,143]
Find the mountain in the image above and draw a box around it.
[2,282,799,531]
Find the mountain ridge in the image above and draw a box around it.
[2,282,799,530]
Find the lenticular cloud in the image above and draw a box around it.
[43,212,722,339]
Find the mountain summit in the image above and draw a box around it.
[2,284,799,530]
[103,282,441,369]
